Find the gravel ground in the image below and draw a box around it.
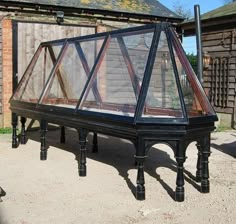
[0,128,235,224]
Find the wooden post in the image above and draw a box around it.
[200,134,211,193]
[135,137,146,200]
[60,126,65,143]
[233,96,236,129]
[175,141,187,202]
[92,132,98,153]
[40,120,47,160]
[196,141,202,182]
[78,128,88,176]
[20,117,27,144]
[11,112,18,148]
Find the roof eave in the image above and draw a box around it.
[179,14,236,36]
[0,1,184,24]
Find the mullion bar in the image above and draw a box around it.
[75,34,111,111]
[37,41,69,104]
[222,58,226,107]
[134,24,161,121]
[43,47,47,86]
[47,45,68,99]
[42,32,106,46]
[215,59,218,106]
[210,60,214,104]
[41,24,155,46]
[74,41,102,103]
[117,36,141,100]
[219,57,222,107]
[226,58,229,107]
[165,26,188,121]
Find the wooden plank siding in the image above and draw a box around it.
[202,28,236,118]
[0,21,96,127]
[17,22,96,81]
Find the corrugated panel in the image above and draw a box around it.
[0,0,183,21]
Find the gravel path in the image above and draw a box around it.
[0,129,235,224]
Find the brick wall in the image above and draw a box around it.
[2,19,12,127]
[0,18,2,127]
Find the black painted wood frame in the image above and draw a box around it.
[10,23,216,202]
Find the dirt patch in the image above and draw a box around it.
[0,130,235,224]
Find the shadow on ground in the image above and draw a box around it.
[211,135,236,158]
[0,186,6,202]
[17,128,201,200]
[0,186,6,223]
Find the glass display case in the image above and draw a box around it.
[10,23,218,202]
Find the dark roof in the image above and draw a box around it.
[0,0,183,23]
[199,1,236,20]
[180,2,236,36]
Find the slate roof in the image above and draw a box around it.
[180,2,236,35]
[199,1,236,20]
[0,0,183,22]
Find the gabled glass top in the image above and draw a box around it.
[12,23,217,124]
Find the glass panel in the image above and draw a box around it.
[126,32,153,87]
[41,38,105,108]
[172,46,204,117]
[80,39,102,70]
[170,28,215,117]
[13,43,64,102]
[142,31,183,118]
[51,44,62,58]
[80,30,154,116]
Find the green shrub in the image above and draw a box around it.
[0,128,12,134]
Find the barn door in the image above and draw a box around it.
[12,21,96,129]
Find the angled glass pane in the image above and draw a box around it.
[79,29,154,116]
[172,46,204,117]
[13,43,64,102]
[142,31,183,118]
[125,32,153,88]
[80,39,103,70]
[41,38,105,108]
[170,28,215,117]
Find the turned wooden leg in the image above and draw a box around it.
[20,117,27,144]
[60,126,65,144]
[12,112,18,148]
[196,141,203,182]
[78,129,88,177]
[40,120,47,160]
[175,141,187,202]
[135,156,145,200]
[200,134,211,193]
[92,132,98,153]
[135,138,146,200]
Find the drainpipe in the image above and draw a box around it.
[194,5,203,83]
